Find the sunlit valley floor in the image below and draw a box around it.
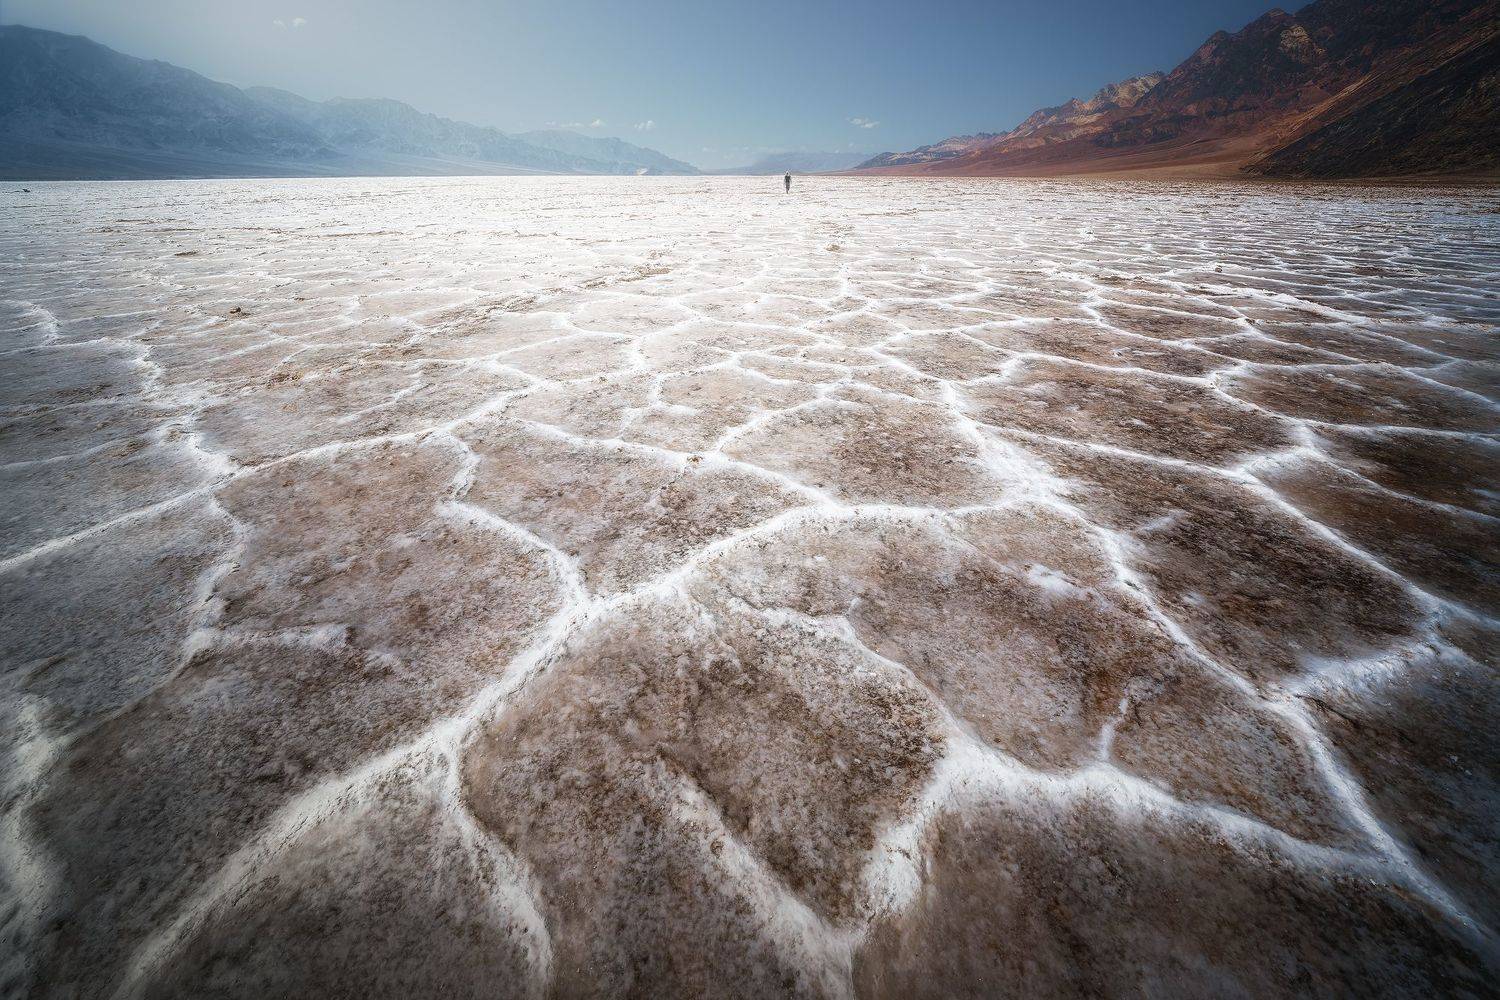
[1,175,1497,998]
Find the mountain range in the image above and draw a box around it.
[0,24,698,180]
[857,0,1498,179]
[860,74,1165,169]
[706,151,875,175]
[5,1,1494,184]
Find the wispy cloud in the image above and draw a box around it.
[548,118,607,129]
[273,16,307,29]
[633,120,656,131]
[292,16,307,27]
[848,117,880,129]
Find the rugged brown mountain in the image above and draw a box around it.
[999,73,1167,147]
[858,74,1162,169]
[1248,12,1500,176]
[858,132,1006,169]
[857,0,1498,179]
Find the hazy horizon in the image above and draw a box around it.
[4,0,1278,169]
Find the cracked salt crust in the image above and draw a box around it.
[0,175,1497,999]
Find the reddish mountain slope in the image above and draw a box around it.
[857,0,1498,179]
[858,73,1162,169]
[858,132,1006,169]
[1248,12,1500,176]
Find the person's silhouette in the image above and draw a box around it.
[784,172,791,193]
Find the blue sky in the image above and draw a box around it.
[7,0,1279,168]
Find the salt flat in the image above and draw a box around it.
[1,175,1497,998]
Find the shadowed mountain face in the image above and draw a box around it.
[0,25,331,164]
[859,0,1498,178]
[0,25,699,179]
[1247,14,1500,177]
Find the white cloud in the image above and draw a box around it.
[273,16,307,29]
[589,118,605,128]
[292,16,307,28]
[848,117,880,129]
[272,19,285,28]
[633,120,656,131]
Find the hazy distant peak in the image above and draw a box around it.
[515,129,698,174]
[0,24,701,179]
[241,85,314,106]
[708,150,875,174]
[857,134,1003,169]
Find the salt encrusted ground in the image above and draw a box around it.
[1,175,1497,999]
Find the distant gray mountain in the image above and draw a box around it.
[0,25,699,179]
[709,151,875,174]
[0,25,331,167]
[515,129,698,175]
[857,134,1005,170]
[245,87,698,175]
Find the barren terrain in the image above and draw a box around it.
[1,175,1497,998]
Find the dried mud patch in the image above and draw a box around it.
[214,438,565,663]
[462,597,943,994]
[141,749,545,1000]
[1228,364,1499,432]
[1257,456,1500,614]
[27,633,506,997]
[461,418,805,593]
[1093,302,1245,341]
[197,362,527,463]
[1311,426,1500,517]
[696,509,1179,771]
[883,332,1015,381]
[854,789,1495,999]
[725,388,1007,506]
[0,434,215,559]
[695,507,1359,842]
[1031,440,1422,682]
[968,320,1227,377]
[0,341,144,410]
[0,499,230,765]
[964,358,1294,465]
[1302,648,1500,931]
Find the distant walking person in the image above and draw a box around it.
[784,172,791,193]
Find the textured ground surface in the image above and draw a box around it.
[1,175,1498,999]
